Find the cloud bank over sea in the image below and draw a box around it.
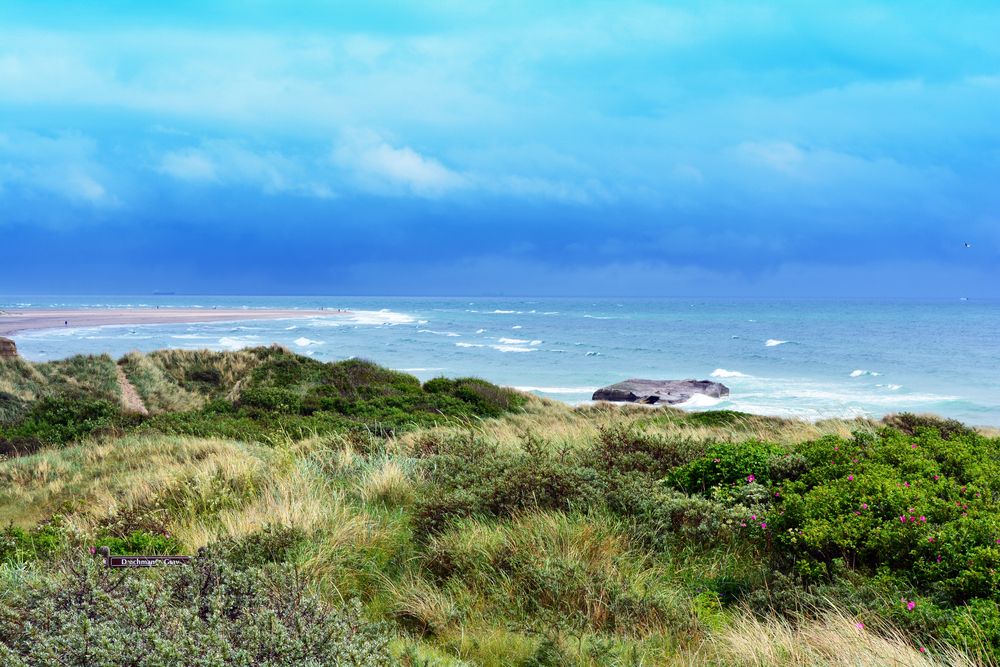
[0,1,997,296]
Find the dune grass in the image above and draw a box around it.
[3,348,1000,666]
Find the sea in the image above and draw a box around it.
[3,295,999,426]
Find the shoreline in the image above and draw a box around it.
[0,308,348,337]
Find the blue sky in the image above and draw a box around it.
[1,1,998,296]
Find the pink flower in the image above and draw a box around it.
[937,555,942,562]
[861,503,868,510]
[906,600,916,611]
[933,475,939,481]
[920,516,926,523]
[747,474,755,483]
[920,647,926,654]
[775,492,780,497]
[855,622,864,630]
[911,444,918,449]
[928,537,934,543]
[89,547,96,555]
[713,458,720,463]
[904,482,911,488]
[750,515,757,521]
[848,475,855,481]
[900,515,906,523]
[761,522,767,529]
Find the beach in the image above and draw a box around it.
[0,308,346,336]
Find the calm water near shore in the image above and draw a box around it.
[3,295,998,425]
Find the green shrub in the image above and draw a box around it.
[1,518,69,565]
[0,396,124,446]
[666,441,784,493]
[94,530,182,556]
[595,423,704,478]
[0,550,391,666]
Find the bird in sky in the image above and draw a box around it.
[965,242,973,248]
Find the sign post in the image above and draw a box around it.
[97,546,191,568]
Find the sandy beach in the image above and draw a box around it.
[0,308,347,336]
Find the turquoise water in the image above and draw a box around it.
[4,296,999,425]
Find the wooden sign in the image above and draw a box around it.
[106,555,191,568]
[95,548,191,568]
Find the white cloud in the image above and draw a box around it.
[158,140,333,198]
[0,131,118,208]
[159,149,218,182]
[333,129,466,197]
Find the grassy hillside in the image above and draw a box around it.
[2,348,1000,665]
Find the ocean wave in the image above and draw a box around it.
[511,325,523,329]
[294,337,323,347]
[584,315,613,320]
[529,340,543,346]
[313,309,416,326]
[878,383,903,391]
[491,309,518,314]
[585,351,600,356]
[765,339,789,347]
[475,328,486,334]
[676,394,723,408]
[711,368,749,378]
[218,336,259,351]
[850,369,882,377]
[498,337,529,344]
[515,386,599,394]
[492,344,537,353]
[171,334,210,340]
[419,329,460,337]
[455,342,485,348]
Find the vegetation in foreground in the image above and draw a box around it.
[2,347,1000,665]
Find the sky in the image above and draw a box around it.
[1,1,998,297]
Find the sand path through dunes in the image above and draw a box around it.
[116,365,149,416]
[0,308,347,336]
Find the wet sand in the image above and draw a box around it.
[0,308,346,336]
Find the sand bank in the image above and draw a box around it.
[0,308,346,336]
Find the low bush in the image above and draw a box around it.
[0,550,391,666]
[0,397,126,446]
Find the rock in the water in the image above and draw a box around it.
[592,378,729,405]
[0,337,16,359]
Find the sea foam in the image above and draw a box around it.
[765,339,788,347]
[294,337,323,347]
[711,368,749,378]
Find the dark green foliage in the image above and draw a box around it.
[94,530,182,556]
[0,550,391,666]
[0,397,127,447]
[2,349,525,448]
[666,440,784,493]
[423,376,527,417]
[595,423,704,478]
[213,524,308,569]
[883,412,974,440]
[413,437,601,537]
[1,518,68,565]
[0,391,29,426]
[685,410,753,427]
